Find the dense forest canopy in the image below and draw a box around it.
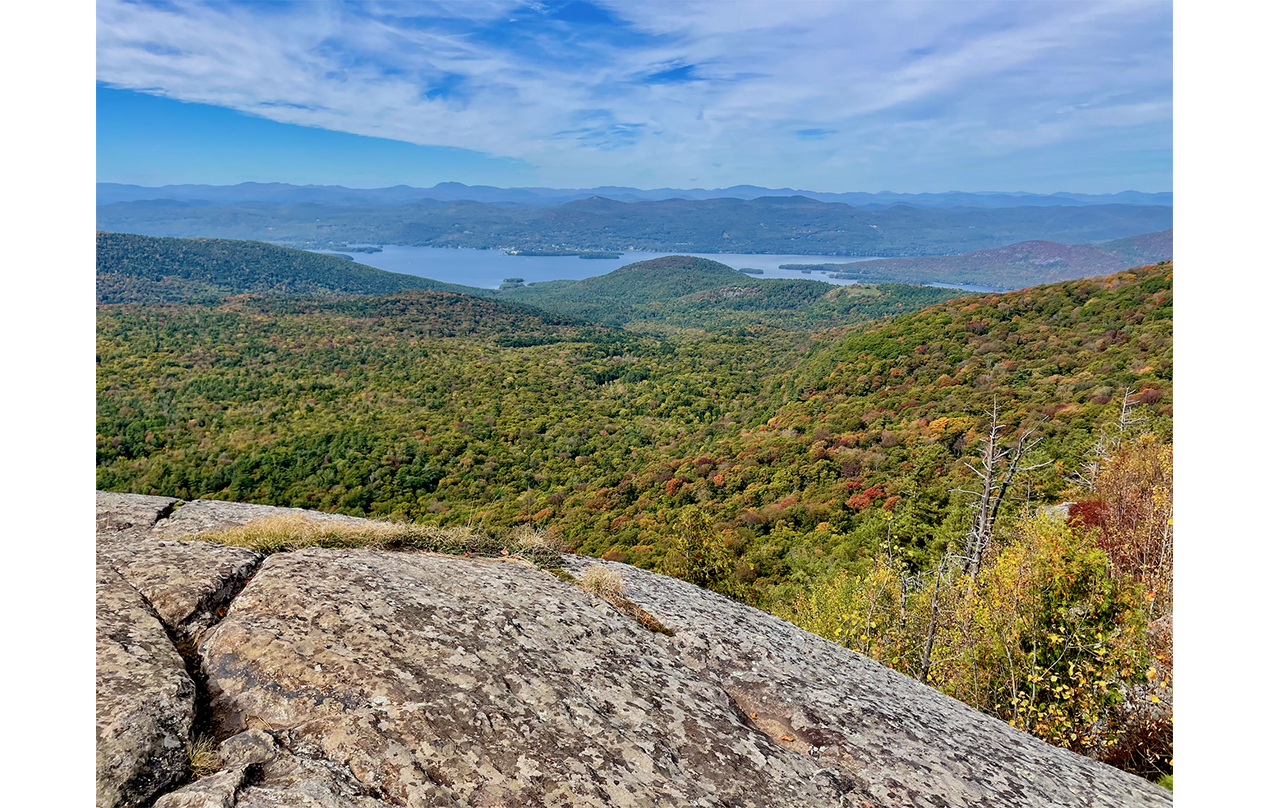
[98,258,1171,600]
[96,231,1172,781]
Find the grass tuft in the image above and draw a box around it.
[580,566,627,600]
[194,513,563,566]
[580,565,674,636]
[188,735,222,779]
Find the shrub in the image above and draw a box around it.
[787,514,1154,770]
[661,507,740,597]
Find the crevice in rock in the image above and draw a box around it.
[115,555,268,808]
[152,498,184,527]
[180,553,266,646]
[185,558,265,746]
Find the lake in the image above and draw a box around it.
[313,246,905,289]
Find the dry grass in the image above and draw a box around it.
[194,513,563,566]
[188,736,222,779]
[580,565,674,636]
[580,566,626,601]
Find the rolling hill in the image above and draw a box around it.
[96,231,488,304]
[495,255,966,330]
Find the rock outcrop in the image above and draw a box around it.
[96,563,197,808]
[96,492,1172,808]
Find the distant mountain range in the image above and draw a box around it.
[781,229,1172,289]
[97,194,1173,258]
[97,181,1171,210]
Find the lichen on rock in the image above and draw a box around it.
[96,563,196,808]
[94,493,1171,808]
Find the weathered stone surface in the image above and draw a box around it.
[99,534,263,643]
[564,556,1172,808]
[154,768,249,808]
[233,748,394,808]
[96,563,196,808]
[98,491,265,642]
[151,499,364,539]
[200,548,874,808]
[155,731,393,808]
[94,494,1170,808]
[220,729,281,769]
[97,490,180,534]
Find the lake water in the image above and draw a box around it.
[314,246,900,289]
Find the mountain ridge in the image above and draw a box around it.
[98,181,1173,210]
[98,195,1173,257]
[781,229,1173,288]
[96,231,491,304]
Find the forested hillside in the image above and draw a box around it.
[96,231,486,303]
[98,234,966,330]
[498,255,966,331]
[98,262,1171,598]
[97,259,1172,779]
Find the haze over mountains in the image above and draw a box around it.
[98,193,1172,258]
[98,181,1172,210]
[784,229,1173,289]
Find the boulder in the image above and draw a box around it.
[96,563,196,808]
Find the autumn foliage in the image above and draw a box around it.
[786,433,1172,781]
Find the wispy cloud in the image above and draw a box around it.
[96,0,1172,191]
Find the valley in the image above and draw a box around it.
[87,4,1180,801]
[96,229,1173,784]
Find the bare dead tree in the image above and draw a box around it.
[1072,386,1146,491]
[953,400,1050,577]
[917,553,950,685]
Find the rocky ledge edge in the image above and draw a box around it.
[95,491,1171,808]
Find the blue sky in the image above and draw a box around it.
[96,0,1172,193]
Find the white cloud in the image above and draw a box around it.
[96,0,1172,190]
